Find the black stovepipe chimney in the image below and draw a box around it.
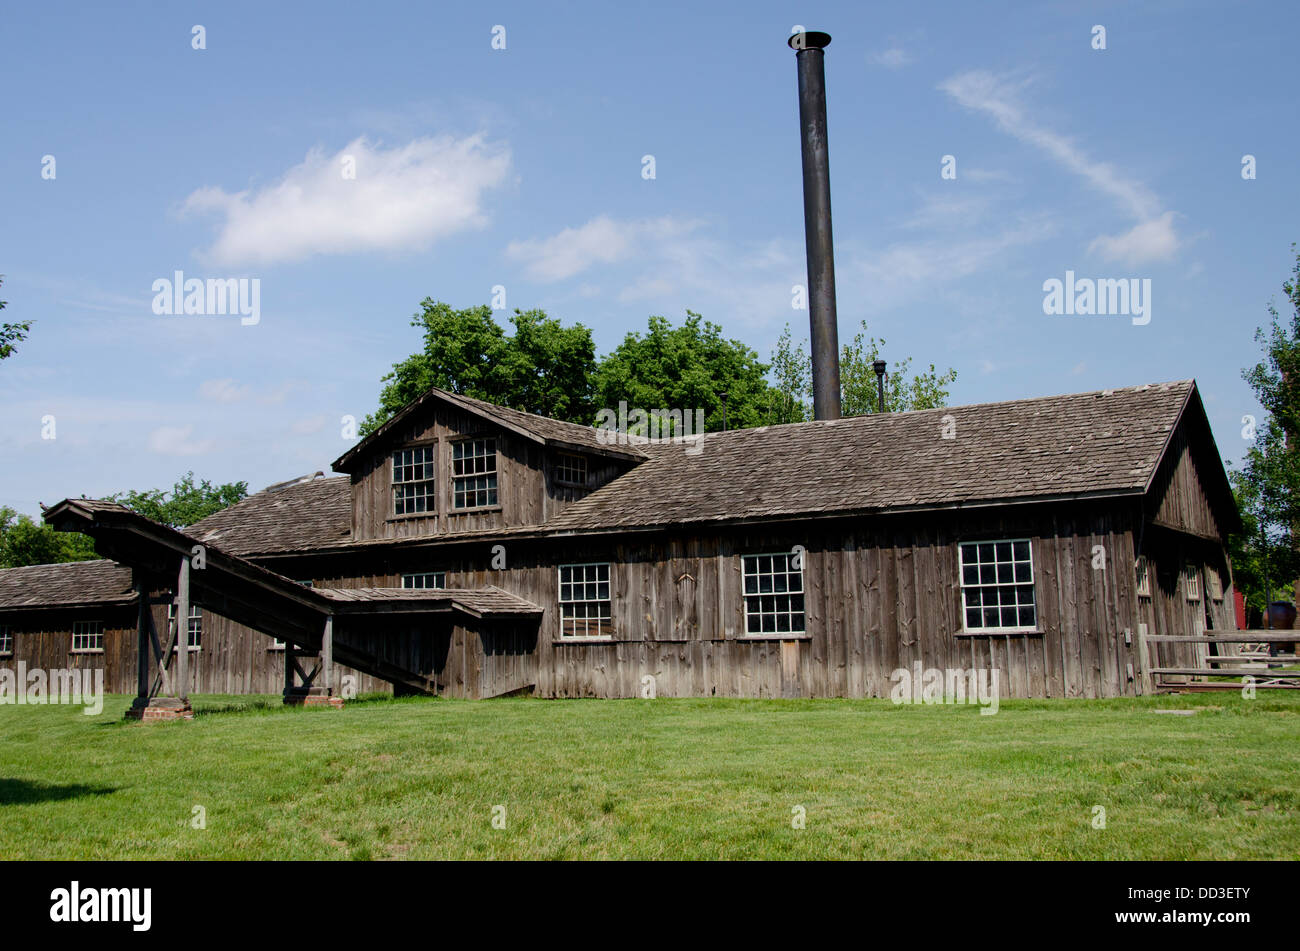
[789,30,842,421]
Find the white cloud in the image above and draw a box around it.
[869,48,912,68]
[147,425,214,456]
[939,70,1180,265]
[505,216,700,282]
[182,135,511,267]
[1087,211,1180,265]
[198,378,252,403]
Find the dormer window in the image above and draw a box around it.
[556,452,587,487]
[393,447,436,515]
[453,438,498,509]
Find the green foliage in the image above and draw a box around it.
[361,300,597,435]
[108,471,248,529]
[770,319,958,421]
[1230,245,1300,612]
[0,276,33,362]
[0,507,98,568]
[593,312,772,432]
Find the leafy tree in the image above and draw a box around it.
[593,311,772,432]
[0,507,98,568]
[770,319,958,421]
[109,471,248,529]
[361,301,597,435]
[0,276,32,362]
[1229,245,1300,614]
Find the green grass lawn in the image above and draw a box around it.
[1,692,1297,859]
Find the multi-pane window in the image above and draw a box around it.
[1135,555,1152,598]
[402,572,446,590]
[960,540,1037,632]
[393,446,436,515]
[556,453,587,486]
[71,620,103,653]
[742,553,806,635]
[453,439,498,509]
[0,625,11,656]
[558,563,612,638]
[168,603,203,650]
[1183,564,1201,602]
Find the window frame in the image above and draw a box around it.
[741,552,807,638]
[401,572,447,590]
[1135,555,1152,598]
[557,562,613,640]
[958,538,1039,634]
[71,620,104,654]
[392,444,437,517]
[451,437,499,510]
[0,624,12,657]
[1183,564,1201,603]
[555,452,588,487]
[168,603,203,651]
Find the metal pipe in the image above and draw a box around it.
[789,30,841,421]
[873,360,887,414]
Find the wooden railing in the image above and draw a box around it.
[1137,630,1300,692]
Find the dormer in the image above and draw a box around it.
[332,388,645,541]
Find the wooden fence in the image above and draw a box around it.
[1137,630,1300,692]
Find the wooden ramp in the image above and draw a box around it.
[43,498,542,704]
[1140,631,1300,692]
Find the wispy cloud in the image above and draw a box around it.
[869,47,912,69]
[182,135,511,267]
[147,424,214,456]
[505,216,700,282]
[939,70,1180,265]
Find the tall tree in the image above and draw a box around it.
[1230,245,1300,614]
[109,471,248,529]
[0,507,98,569]
[0,276,32,363]
[593,311,772,432]
[770,319,958,421]
[362,300,597,435]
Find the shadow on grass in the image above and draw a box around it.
[0,777,116,804]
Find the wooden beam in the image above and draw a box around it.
[135,577,150,700]
[322,615,334,695]
[176,556,190,702]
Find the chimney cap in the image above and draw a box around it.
[872,359,887,376]
[788,31,832,51]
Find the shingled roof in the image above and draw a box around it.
[331,386,646,472]
[188,475,351,556]
[0,560,135,610]
[134,380,1220,557]
[543,380,1206,533]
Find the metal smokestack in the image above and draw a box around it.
[789,30,841,421]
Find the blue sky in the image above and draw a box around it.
[1,1,1296,516]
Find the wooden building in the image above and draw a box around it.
[0,379,1240,702]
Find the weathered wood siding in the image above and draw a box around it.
[348,404,631,542]
[1148,420,1232,541]
[292,501,1161,699]
[0,603,387,697]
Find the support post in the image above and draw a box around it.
[321,615,334,697]
[175,556,190,702]
[134,576,150,700]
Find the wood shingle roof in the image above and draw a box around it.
[0,559,135,609]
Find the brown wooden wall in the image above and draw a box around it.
[0,603,388,697]
[287,499,1225,700]
[1148,419,1233,541]
[347,403,631,543]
